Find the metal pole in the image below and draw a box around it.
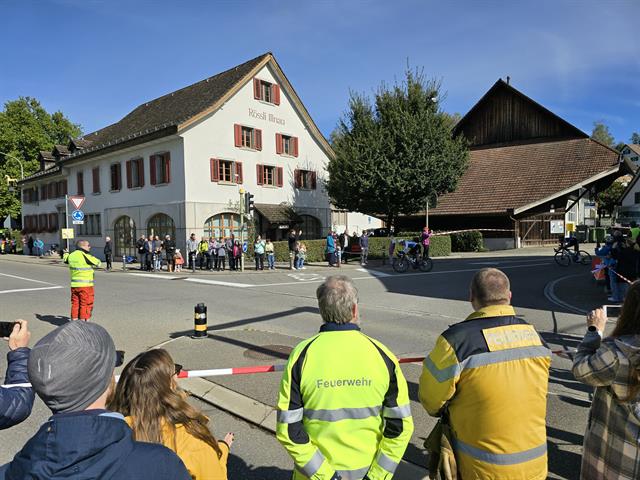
[425,197,429,230]
[0,152,24,180]
[65,195,69,251]
[239,189,245,273]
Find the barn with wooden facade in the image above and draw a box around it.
[398,79,624,248]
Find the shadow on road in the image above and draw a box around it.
[547,426,584,478]
[228,454,291,480]
[35,314,69,326]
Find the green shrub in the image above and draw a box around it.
[450,231,483,252]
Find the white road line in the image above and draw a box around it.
[128,273,176,280]
[184,278,256,288]
[0,286,63,295]
[356,268,391,278]
[0,272,55,285]
[469,259,553,266]
[543,274,587,315]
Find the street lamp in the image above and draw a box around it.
[0,151,25,180]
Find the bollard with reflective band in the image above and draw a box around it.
[192,303,207,338]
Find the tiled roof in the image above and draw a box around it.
[431,138,620,216]
[626,144,640,156]
[52,144,70,156]
[255,203,302,224]
[75,53,270,155]
[20,165,62,183]
[38,151,55,161]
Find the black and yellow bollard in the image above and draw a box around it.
[192,303,207,338]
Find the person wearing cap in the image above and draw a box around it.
[0,320,34,430]
[276,276,413,480]
[62,239,101,321]
[0,321,191,480]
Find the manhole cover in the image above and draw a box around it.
[244,344,293,361]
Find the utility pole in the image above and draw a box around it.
[65,195,70,251]
[425,197,429,230]
[239,188,245,272]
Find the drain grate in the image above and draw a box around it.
[244,344,293,361]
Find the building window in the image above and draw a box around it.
[204,213,241,239]
[299,215,322,239]
[635,192,640,204]
[150,152,171,185]
[256,164,283,187]
[113,215,136,258]
[58,180,67,197]
[253,78,280,105]
[48,213,58,232]
[110,163,122,191]
[295,169,317,190]
[210,159,243,184]
[126,158,144,188]
[147,213,175,239]
[234,124,262,150]
[276,134,299,157]
[92,167,100,194]
[77,171,84,196]
[76,214,101,236]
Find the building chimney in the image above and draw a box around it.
[506,76,511,85]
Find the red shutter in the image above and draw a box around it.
[49,213,57,231]
[276,134,283,154]
[52,182,58,198]
[256,164,263,185]
[273,85,281,105]
[255,129,262,151]
[93,167,100,193]
[235,162,243,184]
[293,137,299,157]
[276,166,284,187]
[210,159,219,182]
[294,169,300,188]
[150,155,157,185]
[311,171,317,190]
[126,160,132,188]
[138,159,145,187]
[253,78,261,100]
[42,185,48,201]
[165,153,171,183]
[234,124,242,147]
[77,172,83,195]
[61,180,67,196]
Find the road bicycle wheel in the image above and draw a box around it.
[554,250,570,267]
[577,250,592,265]
[393,257,410,273]
[418,257,433,272]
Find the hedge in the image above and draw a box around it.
[450,231,483,252]
[243,235,451,263]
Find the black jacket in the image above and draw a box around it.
[164,239,176,255]
[0,348,34,430]
[104,241,112,256]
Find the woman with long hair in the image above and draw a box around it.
[109,349,234,480]
[573,281,640,479]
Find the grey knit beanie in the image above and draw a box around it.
[28,321,116,413]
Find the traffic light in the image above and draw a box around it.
[245,192,255,216]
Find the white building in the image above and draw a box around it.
[621,144,640,168]
[20,53,337,259]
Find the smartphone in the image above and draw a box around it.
[603,305,622,318]
[0,322,17,338]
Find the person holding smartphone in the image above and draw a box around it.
[0,320,34,429]
[572,283,640,479]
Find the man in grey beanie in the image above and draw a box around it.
[0,322,191,480]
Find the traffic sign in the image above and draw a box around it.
[69,196,85,210]
[61,228,74,239]
[72,220,84,225]
[71,210,85,221]
[242,241,248,253]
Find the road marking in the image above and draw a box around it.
[184,278,255,288]
[0,286,63,295]
[0,272,55,285]
[543,275,587,315]
[356,268,391,278]
[469,259,553,266]
[287,273,325,282]
[128,273,176,280]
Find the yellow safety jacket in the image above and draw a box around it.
[62,249,101,288]
[276,323,413,480]
[418,305,551,480]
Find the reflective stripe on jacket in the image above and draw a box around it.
[63,249,101,287]
[276,323,413,480]
[418,305,551,480]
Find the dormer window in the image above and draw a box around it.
[253,78,280,105]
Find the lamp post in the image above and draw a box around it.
[0,152,25,180]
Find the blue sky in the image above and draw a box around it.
[1,0,638,143]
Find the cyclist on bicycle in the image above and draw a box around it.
[560,232,579,256]
[399,239,422,263]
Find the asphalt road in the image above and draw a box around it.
[0,250,596,479]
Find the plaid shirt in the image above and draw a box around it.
[572,331,640,479]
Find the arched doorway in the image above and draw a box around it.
[114,216,136,258]
[147,213,175,240]
[299,215,321,239]
[204,213,241,239]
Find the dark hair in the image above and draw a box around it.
[470,268,510,307]
[611,281,640,338]
[109,349,222,458]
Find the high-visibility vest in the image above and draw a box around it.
[419,305,551,480]
[63,249,101,288]
[276,323,413,480]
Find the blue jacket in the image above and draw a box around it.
[326,235,336,253]
[0,348,34,430]
[0,410,191,480]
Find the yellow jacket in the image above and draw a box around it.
[418,305,551,480]
[62,249,101,287]
[125,417,229,480]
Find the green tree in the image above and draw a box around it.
[0,97,82,221]
[631,132,640,145]
[326,70,469,231]
[597,180,626,217]
[591,121,615,147]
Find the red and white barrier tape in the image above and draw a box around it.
[431,228,515,236]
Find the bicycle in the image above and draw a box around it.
[553,246,592,267]
[392,251,433,273]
